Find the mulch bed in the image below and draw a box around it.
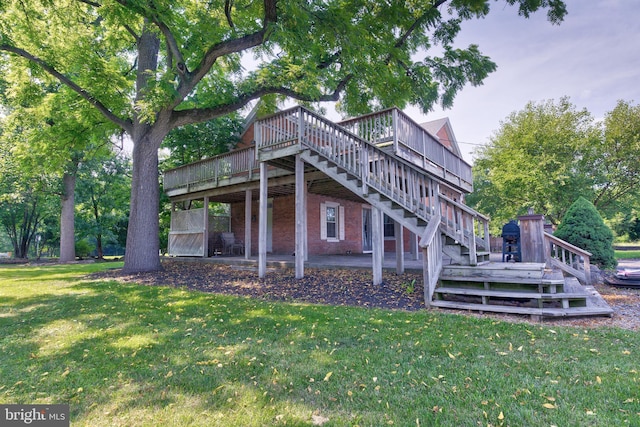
[92,259,426,311]
[91,259,640,330]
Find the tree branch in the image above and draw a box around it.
[394,0,447,49]
[0,44,133,133]
[170,75,353,128]
[173,0,278,105]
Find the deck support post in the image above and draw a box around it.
[372,207,383,285]
[411,232,420,260]
[244,190,252,259]
[203,196,209,258]
[258,162,268,278]
[295,154,305,278]
[394,221,404,274]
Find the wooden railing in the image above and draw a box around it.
[339,108,473,191]
[163,147,257,192]
[544,232,593,285]
[440,194,491,254]
[256,106,489,262]
[420,214,443,307]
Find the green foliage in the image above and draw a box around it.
[75,153,131,258]
[74,238,94,259]
[554,197,617,269]
[468,98,640,236]
[0,129,56,258]
[467,98,599,231]
[160,115,244,169]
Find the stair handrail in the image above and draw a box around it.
[256,106,487,263]
[419,214,443,307]
[294,107,445,231]
[438,193,491,252]
[544,232,592,286]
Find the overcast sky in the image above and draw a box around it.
[401,0,640,163]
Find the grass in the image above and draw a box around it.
[0,262,639,426]
[616,250,640,260]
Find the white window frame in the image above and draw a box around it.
[320,201,345,242]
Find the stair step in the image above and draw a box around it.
[434,287,588,300]
[441,264,547,281]
[430,300,613,318]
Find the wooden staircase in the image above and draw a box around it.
[165,105,613,319]
[256,106,491,269]
[431,263,613,318]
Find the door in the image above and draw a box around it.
[362,207,372,253]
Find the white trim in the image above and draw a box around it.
[339,205,345,240]
[320,201,341,242]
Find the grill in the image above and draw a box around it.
[501,220,521,262]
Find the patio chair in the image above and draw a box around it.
[221,232,244,255]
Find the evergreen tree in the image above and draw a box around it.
[554,197,617,269]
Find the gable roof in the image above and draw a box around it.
[419,117,462,157]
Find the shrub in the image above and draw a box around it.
[554,197,617,269]
[75,239,95,260]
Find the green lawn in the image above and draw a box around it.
[1,263,638,426]
[615,249,640,260]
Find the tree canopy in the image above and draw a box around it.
[0,0,567,272]
[468,98,640,233]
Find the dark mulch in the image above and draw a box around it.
[91,259,426,311]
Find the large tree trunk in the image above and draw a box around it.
[59,172,76,262]
[123,133,163,273]
[122,23,165,273]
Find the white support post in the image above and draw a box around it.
[394,221,404,274]
[258,163,268,278]
[392,108,399,154]
[244,189,252,259]
[411,231,419,260]
[303,171,308,261]
[372,207,383,285]
[203,196,209,258]
[295,154,305,278]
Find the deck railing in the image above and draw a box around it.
[339,108,473,191]
[163,147,257,192]
[256,106,489,262]
[544,232,593,285]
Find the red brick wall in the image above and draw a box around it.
[230,193,365,255]
[237,124,255,150]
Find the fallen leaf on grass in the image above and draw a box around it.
[312,414,329,425]
[323,372,333,381]
[542,403,556,409]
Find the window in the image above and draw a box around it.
[383,214,395,238]
[320,202,345,241]
[326,206,337,239]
